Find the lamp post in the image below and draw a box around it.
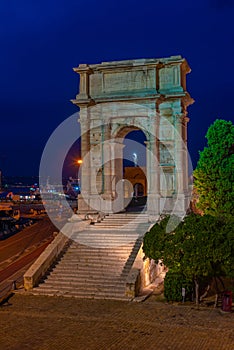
[132,152,138,167]
[77,159,83,192]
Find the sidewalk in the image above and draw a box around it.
[0,292,233,350]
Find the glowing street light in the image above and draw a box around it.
[77,159,83,191]
[132,152,138,167]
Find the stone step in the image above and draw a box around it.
[48,271,127,278]
[36,285,126,297]
[87,227,144,230]
[33,212,145,300]
[64,245,135,251]
[60,256,134,263]
[51,260,132,269]
[67,242,139,248]
[64,251,139,259]
[87,226,146,231]
[106,218,148,220]
[95,222,146,226]
[91,219,148,224]
[69,242,141,247]
[108,212,149,219]
[57,256,135,265]
[51,258,134,267]
[103,215,148,218]
[30,288,131,300]
[69,237,142,243]
[66,245,140,250]
[76,228,144,231]
[62,254,134,260]
[69,237,142,242]
[53,262,132,270]
[48,271,127,281]
[51,266,130,275]
[61,252,135,259]
[54,269,131,275]
[66,243,137,249]
[66,249,139,255]
[41,280,125,290]
[65,248,135,254]
[72,231,142,236]
[70,235,141,242]
[69,237,138,242]
[68,244,141,251]
[69,240,140,246]
[35,283,126,293]
[47,274,127,282]
[89,220,149,224]
[53,256,132,264]
[56,250,139,263]
[65,245,140,252]
[93,220,148,224]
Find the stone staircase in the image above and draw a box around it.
[31,213,151,300]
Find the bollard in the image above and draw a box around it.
[182,287,186,303]
[221,291,232,312]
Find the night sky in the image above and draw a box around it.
[1,0,234,177]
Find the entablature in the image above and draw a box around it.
[72,56,193,109]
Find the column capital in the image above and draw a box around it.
[73,64,93,75]
[73,65,94,105]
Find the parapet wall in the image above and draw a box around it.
[24,232,69,290]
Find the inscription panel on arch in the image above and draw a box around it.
[103,69,156,93]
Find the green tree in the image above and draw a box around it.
[193,119,234,217]
[143,214,234,304]
[176,214,233,304]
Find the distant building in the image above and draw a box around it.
[124,167,146,197]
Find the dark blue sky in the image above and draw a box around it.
[1,0,234,176]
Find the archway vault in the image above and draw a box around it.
[72,56,194,219]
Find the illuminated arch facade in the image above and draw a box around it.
[72,56,194,219]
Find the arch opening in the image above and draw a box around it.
[116,128,147,211]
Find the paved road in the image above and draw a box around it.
[0,241,51,283]
[0,216,56,266]
[0,293,233,350]
[0,216,56,296]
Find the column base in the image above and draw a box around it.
[77,193,116,214]
[147,194,160,222]
[160,193,191,216]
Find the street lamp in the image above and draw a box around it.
[77,159,83,192]
[132,152,138,167]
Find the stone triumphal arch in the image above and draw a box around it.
[72,56,194,219]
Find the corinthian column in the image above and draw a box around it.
[77,107,92,212]
[145,135,160,220]
[173,110,190,214]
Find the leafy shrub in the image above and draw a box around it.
[164,270,193,302]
